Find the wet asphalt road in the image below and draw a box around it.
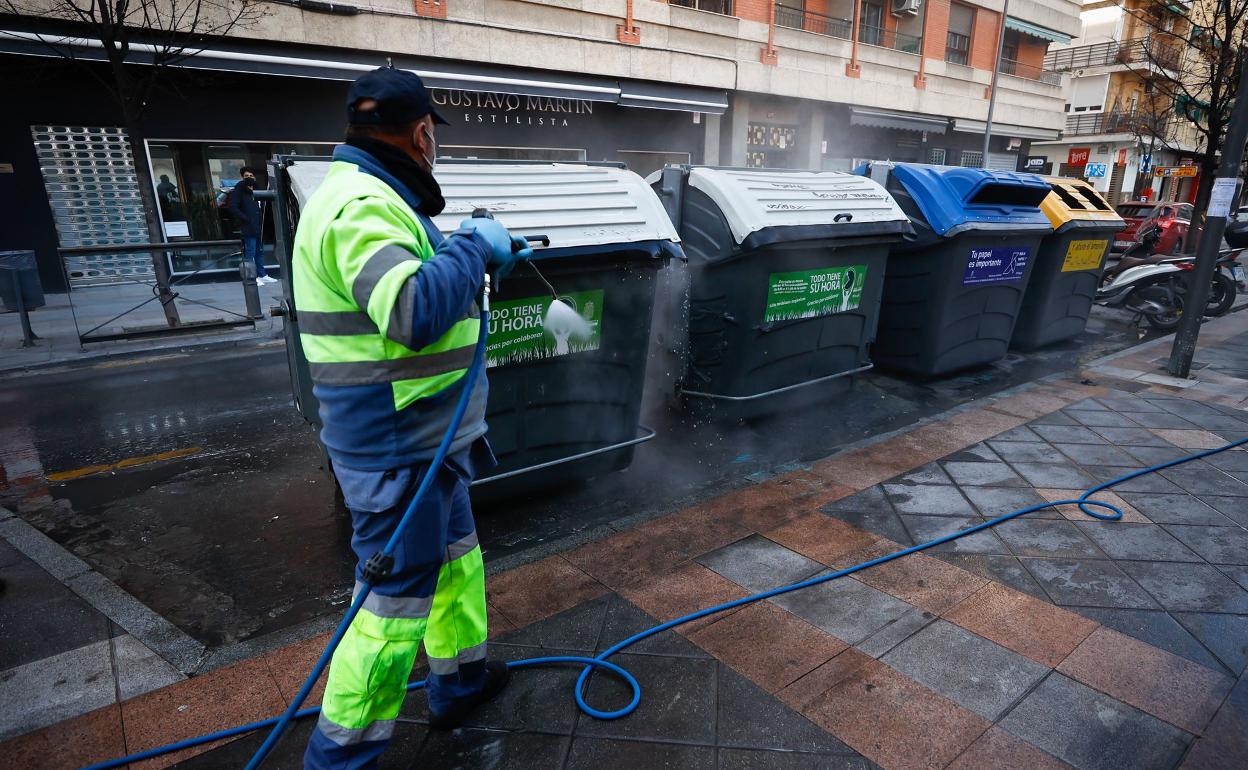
[0,307,1164,651]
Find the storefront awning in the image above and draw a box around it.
[618,81,729,113]
[952,118,1060,141]
[849,107,948,135]
[1004,17,1073,45]
[0,29,727,113]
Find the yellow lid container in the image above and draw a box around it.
[1040,177,1125,230]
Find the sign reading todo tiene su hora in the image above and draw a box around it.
[432,89,595,129]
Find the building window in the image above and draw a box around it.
[859,1,885,46]
[928,148,947,165]
[669,0,733,14]
[959,150,984,168]
[946,3,974,64]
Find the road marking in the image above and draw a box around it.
[92,353,191,370]
[46,447,203,482]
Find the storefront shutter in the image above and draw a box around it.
[30,126,152,287]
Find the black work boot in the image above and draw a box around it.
[428,660,511,730]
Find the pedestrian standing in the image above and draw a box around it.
[293,67,529,769]
[229,166,275,285]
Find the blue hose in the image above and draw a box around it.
[78,394,1248,769]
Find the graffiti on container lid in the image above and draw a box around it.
[811,191,887,200]
[768,182,810,190]
[444,201,520,214]
[767,203,809,210]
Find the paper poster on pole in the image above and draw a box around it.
[1209,178,1238,218]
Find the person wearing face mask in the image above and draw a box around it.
[228,166,274,285]
[294,67,529,770]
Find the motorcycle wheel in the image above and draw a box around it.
[1144,284,1184,331]
[1207,271,1237,317]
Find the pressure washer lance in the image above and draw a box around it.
[470,208,590,338]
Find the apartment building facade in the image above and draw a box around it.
[1028,0,1205,205]
[1,0,1080,291]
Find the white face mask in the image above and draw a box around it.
[419,125,437,172]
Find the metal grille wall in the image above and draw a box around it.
[30,126,152,287]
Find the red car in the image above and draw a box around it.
[1113,201,1192,254]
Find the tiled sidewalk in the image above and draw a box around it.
[6,345,1248,768]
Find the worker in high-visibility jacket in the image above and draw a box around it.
[295,67,530,770]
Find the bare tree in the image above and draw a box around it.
[1122,83,1185,199]
[1122,0,1247,244]
[3,0,263,324]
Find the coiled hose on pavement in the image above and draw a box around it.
[79,297,1248,768]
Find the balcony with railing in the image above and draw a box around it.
[669,0,733,15]
[1043,35,1184,74]
[859,24,922,54]
[1064,109,1171,137]
[1000,58,1062,86]
[774,5,853,40]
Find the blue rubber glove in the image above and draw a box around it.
[458,217,532,279]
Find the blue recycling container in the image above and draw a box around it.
[872,164,1053,378]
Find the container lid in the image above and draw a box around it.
[1040,177,1125,228]
[684,167,912,247]
[432,163,679,257]
[285,160,679,259]
[887,164,1053,237]
[287,160,331,210]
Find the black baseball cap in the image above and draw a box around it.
[347,67,449,127]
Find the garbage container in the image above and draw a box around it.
[273,157,679,498]
[1011,178,1123,350]
[872,164,1053,377]
[655,166,912,412]
[0,250,46,312]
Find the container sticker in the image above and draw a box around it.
[486,289,603,367]
[764,265,868,322]
[1060,239,1108,273]
[962,247,1031,285]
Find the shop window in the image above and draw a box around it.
[145,139,334,276]
[616,150,692,178]
[441,145,586,162]
[747,122,798,168]
[149,144,188,238]
[958,150,984,168]
[927,148,947,165]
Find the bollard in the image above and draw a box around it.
[240,258,264,320]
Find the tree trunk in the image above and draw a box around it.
[127,124,181,326]
[1185,152,1220,253]
[112,59,180,326]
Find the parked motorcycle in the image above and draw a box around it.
[1097,255,1195,330]
[1099,221,1242,330]
[1210,248,1245,316]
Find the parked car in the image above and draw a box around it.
[1113,201,1192,254]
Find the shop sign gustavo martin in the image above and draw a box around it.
[432,89,594,130]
